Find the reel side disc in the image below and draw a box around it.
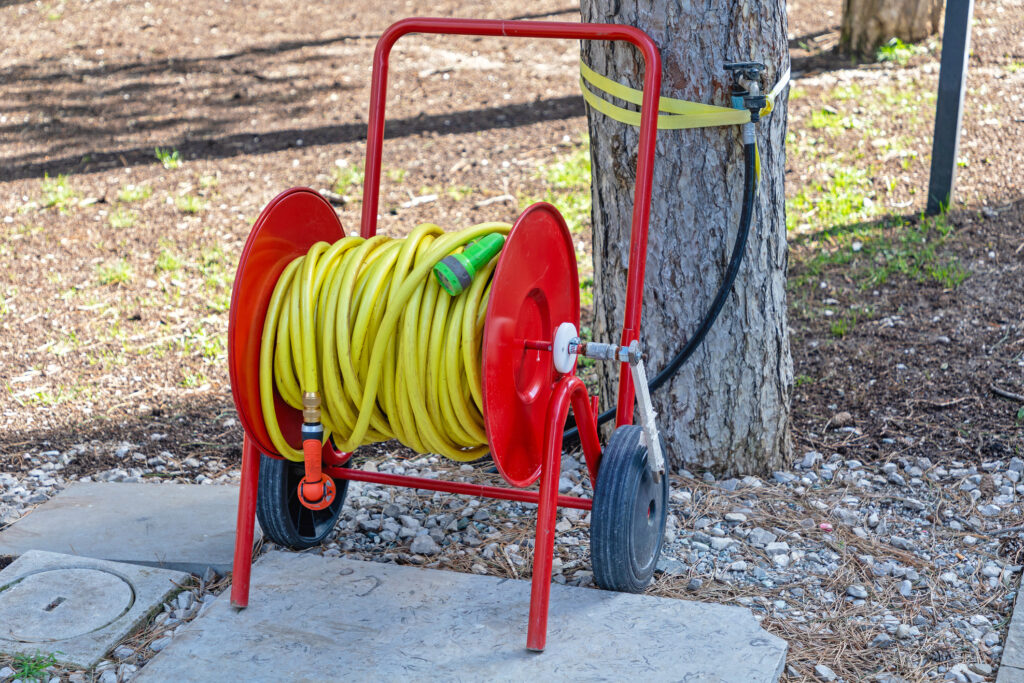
[227,188,344,458]
[482,202,580,487]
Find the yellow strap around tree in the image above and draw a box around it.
[579,59,790,129]
[579,60,790,179]
[579,60,750,129]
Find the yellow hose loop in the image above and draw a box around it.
[259,222,512,462]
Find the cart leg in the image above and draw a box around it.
[526,375,602,651]
[527,412,563,652]
[230,435,260,608]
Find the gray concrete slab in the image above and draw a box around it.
[0,550,188,668]
[138,551,787,682]
[0,482,259,574]
[998,588,1024,682]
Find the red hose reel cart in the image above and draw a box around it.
[228,18,670,652]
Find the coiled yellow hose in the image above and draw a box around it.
[259,221,511,463]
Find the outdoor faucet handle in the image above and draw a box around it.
[723,60,766,85]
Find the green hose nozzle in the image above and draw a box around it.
[433,233,505,296]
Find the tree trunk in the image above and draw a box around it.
[840,0,944,56]
[579,0,792,476]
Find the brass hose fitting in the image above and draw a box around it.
[302,392,322,424]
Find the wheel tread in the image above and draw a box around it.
[591,425,669,593]
[256,453,347,549]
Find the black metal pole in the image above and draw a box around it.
[926,0,975,215]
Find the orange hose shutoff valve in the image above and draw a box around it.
[297,392,336,510]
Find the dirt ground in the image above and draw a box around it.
[784,0,1024,472]
[1,0,1021,470]
[1,0,1023,678]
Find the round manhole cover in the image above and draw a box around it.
[0,568,135,642]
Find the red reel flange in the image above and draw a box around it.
[482,203,580,487]
[227,187,345,463]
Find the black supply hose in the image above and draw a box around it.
[563,140,758,443]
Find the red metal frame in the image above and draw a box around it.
[231,16,663,652]
[230,435,259,608]
[359,17,660,426]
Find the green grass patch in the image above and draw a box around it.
[445,185,474,201]
[208,292,231,313]
[332,161,364,194]
[0,287,13,320]
[175,194,207,214]
[832,83,863,101]
[12,652,59,679]
[108,208,137,228]
[809,108,842,133]
[40,173,80,213]
[542,142,591,189]
[96,259,133,285]
[875,38,921,67]
[791,212,969,293]
[181,370,208,388]
[580,276,594,307]
[118,184,152,202]
[829,313,857,338]
[521,137,592,233]
[199,245,233,292]
[156,248,182,272]
[787,164,879,233]
[155,147,182,169]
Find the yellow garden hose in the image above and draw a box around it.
[259,221,511,463]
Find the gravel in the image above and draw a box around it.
[1,443,1021,680]
[814,663,838,680]
[847,585,869,599]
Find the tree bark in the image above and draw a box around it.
[580,0,792,476]
[840,0,944,56]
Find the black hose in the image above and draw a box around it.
[563,140,758,443]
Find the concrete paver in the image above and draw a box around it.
[998,589,1024,682]
[0,550,188,668]
[0,482,258,574]
[138,551,787,682]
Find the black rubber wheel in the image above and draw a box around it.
[256,453,348,549]
[590,425,669,593]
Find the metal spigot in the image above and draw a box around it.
[724,61,767,121]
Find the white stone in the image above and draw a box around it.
[814,663,837,681]
[149,636,172,653]
[409,535,441,555]
[710,537,737,551]
[747,528,778,548]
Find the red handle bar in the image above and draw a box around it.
[359,17,662,427]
